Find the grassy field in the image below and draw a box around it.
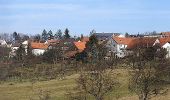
[0,69,169,100]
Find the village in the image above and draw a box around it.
[0,30,170,100]
[1,31,170,59]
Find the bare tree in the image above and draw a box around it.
[76,67,119,100]
[128,46,169,100]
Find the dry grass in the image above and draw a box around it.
[0,69,169,100]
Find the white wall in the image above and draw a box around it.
[162,42,170,58]
[32,49,46,56]
[106,38,128,58]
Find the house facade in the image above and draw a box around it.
[31,42,49,56]
[106,36,135,58]
[0,39,7,47]
[162,42,170,58]
[153,37,170,58]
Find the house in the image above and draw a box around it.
[106,36,157,58]
[161,32,170,37]
[6,41,12,48]
[106,36,134,58]
[93,33,120,43]
[59,38,75,52]
[45,39,59,45]
[162,42,170,58]
[74,41,86,52]
[153,37,170,46]
[63,41,87,59]
[153,37,170,58]
[10,43,21,57]
[0,39,7,47]
[31,42,49,56]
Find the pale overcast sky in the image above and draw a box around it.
[0,0,170,36]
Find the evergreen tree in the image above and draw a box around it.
[34,34,41,42]
[90,29,96,36]
[125,32,129,37]
[80,34,84,40]
[13,32,18,41]
[85,34,99,62]
[13,32,21,42]
[16,44,26,62]
[64,28,70,39]
[48,30,54,40]
[42,29,48,41]
[54,29,62,39]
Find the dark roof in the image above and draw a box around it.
[59,38,75,42]
[12,43,20,47]
[94,33,120,40]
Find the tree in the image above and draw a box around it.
[90,29,96,36]
[80,34,84,40]
[48,30,54,40]
[13,32,21,42]
[13,32,18,41]
[125,32,129,37]
[54,29,62,39]
[34,34,41,42]
[0,46,10,62]
[77,69,118,100]
[22,35,29,41]
[64,28,70,39]
[85,34,99,62]
[128,47,169,100]
[15,44,26,67]
[42,43,63,64]
[42,29,48,41]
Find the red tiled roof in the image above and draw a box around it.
[113,37,157,49]
[74,41,86,52]
[127,37,157,49]
[31,42,49,49]
[113,37,135,45]
[161,32,170,36]
[158,37,170,46]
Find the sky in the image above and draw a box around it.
[1,0,170,36]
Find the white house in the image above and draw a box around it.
[106,36,157,58]
[162,42,170,58]
[31,42,49,56]
[153,37,170,58]
[106,36,135,58]
[0,39,7,47]
[10,43,20,57]
[22,40,29,54]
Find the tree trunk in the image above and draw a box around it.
[95,96,103,100]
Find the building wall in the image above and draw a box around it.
[106,38,128,58]
[32,49,46,56]
[162,43,170,58]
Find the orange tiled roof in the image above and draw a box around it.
[113,37,135,45]
[127,37,157,49]
[74,41,86,52]
[158,37,170,46]
[113,37,157,49]
[161,32,170,36]
[31,42,49,49]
